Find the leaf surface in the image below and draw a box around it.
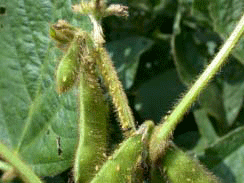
[106,36,153,90]
[0,0,91,176]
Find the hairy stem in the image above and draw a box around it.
[0,143,43,183]
[149,14,244,161]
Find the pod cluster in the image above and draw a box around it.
[50,14,220,182]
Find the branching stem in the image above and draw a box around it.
[149,14,244,161]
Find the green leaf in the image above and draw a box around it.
[134,69,186,122]
[128,0,152,12]
[193,109,219,146]
[106,36,153,90]
[0,0,92,176]
[152,0,178,18]
[193,0,244,65]
[210,0,244,64]
[192,0,212,26]
[198,82,228,135]
[222,61,244,126]
[199,126,244,183]
[172,31,208,85]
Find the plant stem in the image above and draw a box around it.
[0,143,43,183]
[0,160,12,172]
[149,14,244,161]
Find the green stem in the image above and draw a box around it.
[0,160,12,172]
[149,14,244,161]
[0,143,43,183]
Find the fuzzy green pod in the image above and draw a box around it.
[73,67,109,183]
[55,34,83,94]
[161,144,220,183]
[91,134,143,183]
[91,121,155,183]
[94,47,136,136]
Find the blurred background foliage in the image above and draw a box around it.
[1,0,244,182]
[104,0,244,182]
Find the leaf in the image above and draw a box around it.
[223,81,243,126]
[199,126,244,183]
[128,0,152,12]
[106,36,153,90]
[198,82,228,135]
[222,60,244,126]
[172,30,208,85]
[210,0,244,63]
[134,69,186,123]
[192,0,212,26]
[174,131,201,151]
[193,0,244,65]
[0,0,92,176]
[193,109,219,146]
[152,0,178,18]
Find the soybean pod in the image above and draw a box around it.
[91,121,154,183]
[159,143,220,183]
[55,33,84,94]
[73,37,109,182]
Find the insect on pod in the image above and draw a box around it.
[55,32,87,94]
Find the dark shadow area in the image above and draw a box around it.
[0,6,6,15]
